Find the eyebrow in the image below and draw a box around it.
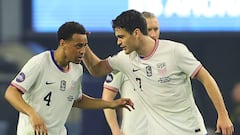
[76,43,88,47]
[116,34,124,38]
[148,27,159,30]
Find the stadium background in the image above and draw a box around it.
[0,0,240,135]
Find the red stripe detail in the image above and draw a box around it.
[191,64,203,79]
[103,85,118,93]
[10,82,26,94]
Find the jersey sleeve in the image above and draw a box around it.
[107,51,129,72]
[174,44,202,78]
[103,72,125,93]
[11,55,41,93]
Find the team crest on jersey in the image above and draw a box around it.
[146,65,152,77]
[16,72,25,82]
[105,73,113,83]
[157,62,167,76]
[60,80,66,91]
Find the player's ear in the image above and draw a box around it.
[59,39,65,46]
[133,28,141,37]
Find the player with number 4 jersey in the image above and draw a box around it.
[4,22,134,135]
[11,50,83,135]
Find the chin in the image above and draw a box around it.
[124,50,132,54]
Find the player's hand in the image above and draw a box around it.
[29,110,48,135]
[215,114,234,135]
[111,98,134,111]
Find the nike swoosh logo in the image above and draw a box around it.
[132,69,140,72]
[45,81,56,85]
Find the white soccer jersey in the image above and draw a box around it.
[107,40,207,135]
[104,72,147,135]
[11,50,82,135]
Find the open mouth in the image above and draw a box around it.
[77,57,83,61]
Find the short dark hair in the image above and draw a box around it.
[57,21,86,41]
[112,9,148,35]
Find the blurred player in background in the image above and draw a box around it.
[83,9,233,135]
[230,82,240,134]
[4,21,134,135]
[102,11,159,135]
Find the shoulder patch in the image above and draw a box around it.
[105,73,113,83]
[16,72,25,82]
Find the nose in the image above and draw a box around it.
[117,38,122,46]
[149,30,157,40]
[79,46,86,54]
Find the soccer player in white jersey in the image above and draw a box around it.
[4,21,134,135]
[102,11,159,135]
[83,10,234,135]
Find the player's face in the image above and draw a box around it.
[63,34,87,64]
[114,27,138,54]
[146,18,160,40]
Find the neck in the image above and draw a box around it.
[137,36,156,58]
[54,49,69,69]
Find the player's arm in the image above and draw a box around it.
[4,85,48,135]
[83,45,112,77]
[102,88,124,135]
[195,67,234,135]
[73,93,134,111]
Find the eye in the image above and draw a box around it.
[76,43,88,48]
[117,35,124,39]
[76,44,84,48]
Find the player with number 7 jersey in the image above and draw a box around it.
[83,10,233,135]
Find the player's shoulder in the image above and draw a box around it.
[159,39,185,47]
[113,50,135,62]
[28,50,50,64]
[158,39,188,53]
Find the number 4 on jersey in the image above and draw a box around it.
[44,91,52,106]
